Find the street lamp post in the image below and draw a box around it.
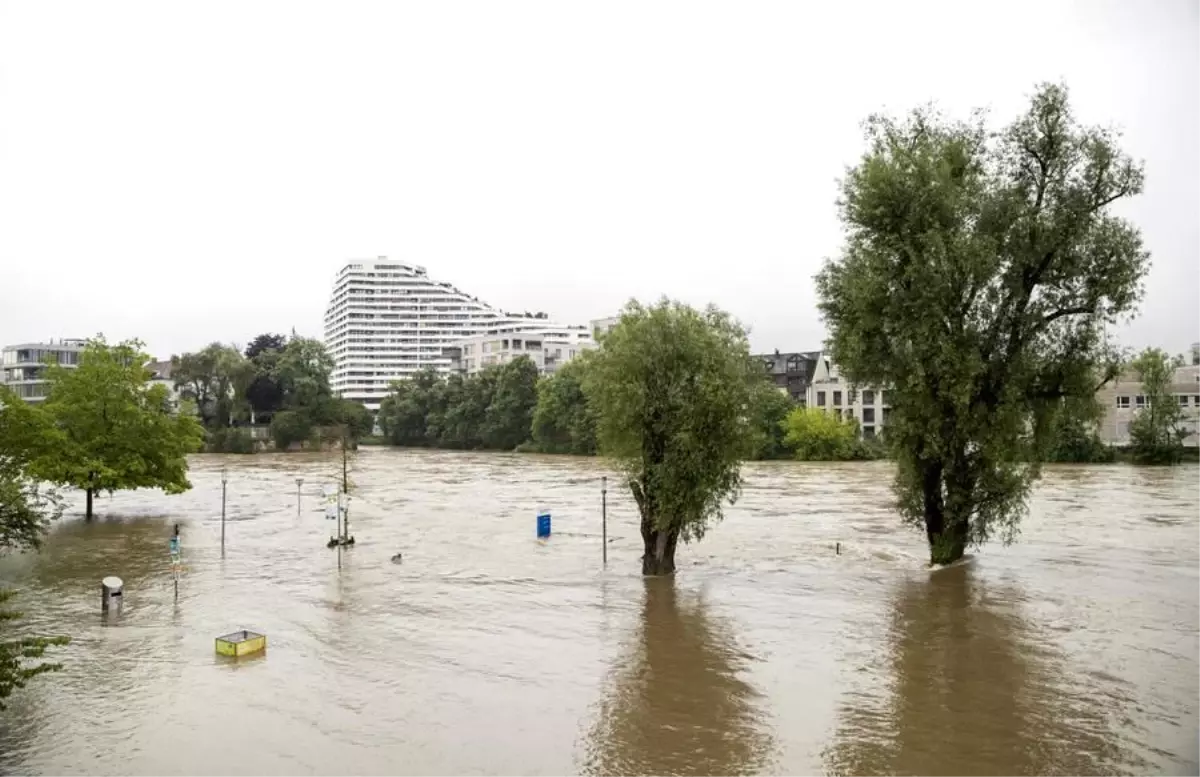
[601,476,608,566]
[221,466,228,554]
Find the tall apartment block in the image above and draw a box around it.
[323,258,592,410]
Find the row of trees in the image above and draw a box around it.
[376,349,885,464]
[171,334,371,452]
[392,83,1165,575]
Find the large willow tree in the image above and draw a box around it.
[584,299,758,576]
[817,83,1149,565]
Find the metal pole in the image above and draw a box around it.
[221,466,227,554]
[341,431,349,541]
[601,476,607,566]
[296,477,303,518]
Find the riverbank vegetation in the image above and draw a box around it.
[19,338,205,520]
[172,334,371,453]
[781,407,885,461]
[816,83,1151,566]
[376,348,875,463]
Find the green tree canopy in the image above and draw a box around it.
[378,368,443,447]
[242,333,289,420]
[583,299,759,576]
[816,83,1149,565]
[529,356,598,455]
[781,406,862,461]
[745,379,795,460]
[481,356,540,451]
[244,333,287,360]
[0,387,70,708]
[33,337,206,519]
[1045,395,1113,463]
[0,387,63,551]
[377,359,540,452]
[270,409,315,451]
[1128,348,1187,464]
[276,337,336,418]
[171,343,251,428]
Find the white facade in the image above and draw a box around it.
[590,316,620,338]
[1097,364,1200,447]
[324,258,587,409]
[1,339,86,403]
[805,354,892,439]
[453,325,595,376]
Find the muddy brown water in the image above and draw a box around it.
[0,450,1195,776]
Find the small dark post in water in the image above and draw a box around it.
[601,476,608,566]
[295,477,303,518]
[220,466,228,555]
[836,541,840,555]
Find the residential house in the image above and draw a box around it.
[805,354,892,439]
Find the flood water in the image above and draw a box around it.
[0,449,1196,776]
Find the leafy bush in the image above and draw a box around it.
[206,427,256,454]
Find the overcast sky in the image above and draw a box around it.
[1,0,1196,360]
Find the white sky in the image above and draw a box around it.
[1,0,1196,360]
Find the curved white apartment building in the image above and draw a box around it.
[324,258,592,410]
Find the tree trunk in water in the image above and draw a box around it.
[85,488,94,521]
[641,520,678,576]
[922,462,966,565]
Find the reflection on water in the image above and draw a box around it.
[824,563,1145,776]
[580,578,774,776]
[0,451,1193,775]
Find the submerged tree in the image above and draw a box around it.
[33,337,206,519]
[584,300,758,576]
[817,83,1149,565]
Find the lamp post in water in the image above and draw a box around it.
[601,476,608,566]
[220,466,228,554]
[295,477,303,518]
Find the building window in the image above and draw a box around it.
[833,391,842,406]
[1193,395,1200,406]
[862,390,875,406]
[882,407,892,424]
[880,390,890,406]
[1179,395,1189,406]
[816,391,826,407]
[1135,395,1146,408]
[862,408,875,423]
[786,355,802,373]
[1117,396,1130,409]
[863,425,875,439]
